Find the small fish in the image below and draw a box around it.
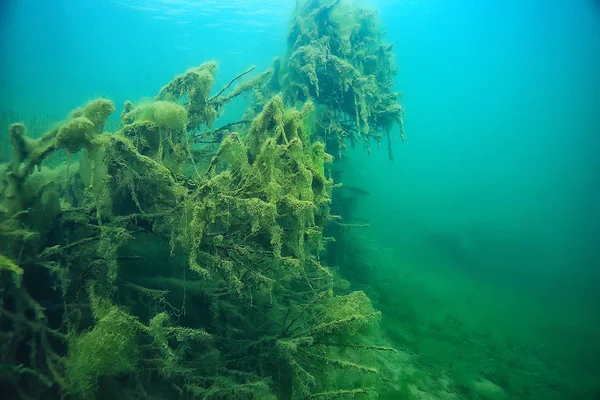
[338,185,370,197]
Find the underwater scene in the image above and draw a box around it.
[1,0,599,399]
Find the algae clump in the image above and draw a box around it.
[0,2,404,399]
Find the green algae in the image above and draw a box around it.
[0,1,405,399]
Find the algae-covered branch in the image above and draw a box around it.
[0,1,405,399]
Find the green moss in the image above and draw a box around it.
[56,99,116,154]
[67,296,140,396]
[126,100,188,132]
[258,0,405,159]
[0,253,23,287]
[55,116,95,153]
[0,3,403,399]
[156,61,219,129]
[84,98,116,134]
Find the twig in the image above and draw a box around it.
[191,120,251,142]
[281,291,329,337]
[330,221,370,229]
[209,66,256,102]
[0,308,67,340]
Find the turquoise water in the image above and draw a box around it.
[1,0,599,398]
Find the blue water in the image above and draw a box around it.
[360,0,600,297]
[3,0,598,241]
[2,0,599,398]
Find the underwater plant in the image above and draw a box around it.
[250,0,406,160]
[0,1,405,399]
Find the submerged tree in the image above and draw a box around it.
[253,0,406,160]
[0,1,405,399]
